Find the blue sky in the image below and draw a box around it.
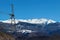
[0,0,60,21]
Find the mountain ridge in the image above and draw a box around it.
[1,18,56,24]
[0,18,60,37]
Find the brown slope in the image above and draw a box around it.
[0,32,15,40]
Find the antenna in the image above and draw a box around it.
[9,4,16,32]
[9,4,15,24]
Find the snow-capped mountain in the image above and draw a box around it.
[1,18,56,24]
[0,18,60,36]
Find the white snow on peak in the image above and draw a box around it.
[2,19,19,24]
[1,18,56,24]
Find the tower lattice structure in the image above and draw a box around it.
[10,4,15,24]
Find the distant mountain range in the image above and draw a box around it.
[1,18,56,24]
[0,18,60,37]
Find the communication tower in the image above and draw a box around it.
[9,4,15,24]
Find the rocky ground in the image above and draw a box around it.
[0,32,60,40]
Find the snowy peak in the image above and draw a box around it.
[25,18,56,24]
[1,18,56,24]
[2,19,19,24]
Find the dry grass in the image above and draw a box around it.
[0,32,15,40]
